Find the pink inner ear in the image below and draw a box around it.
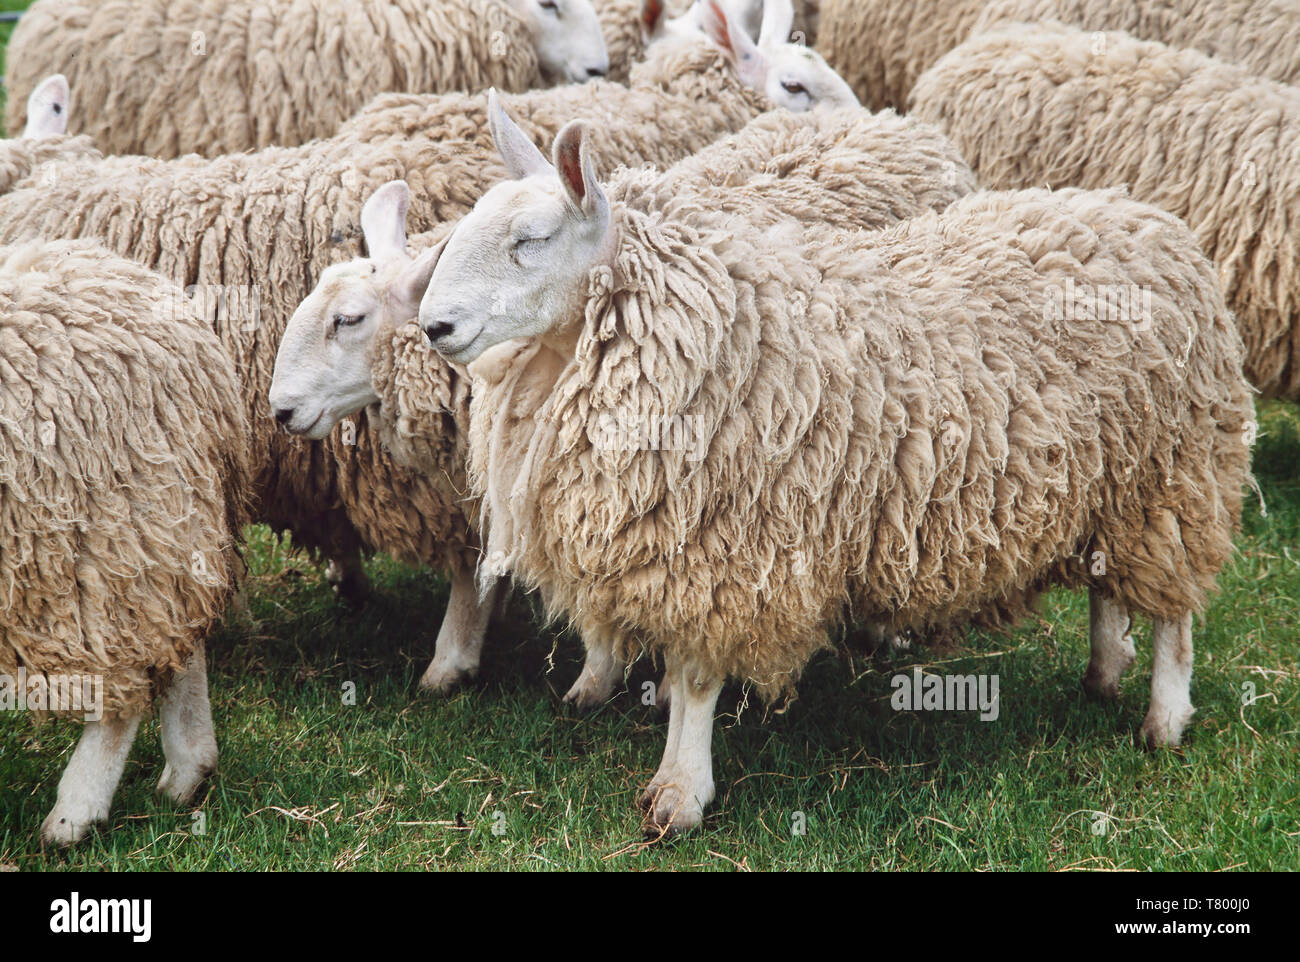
[641,0,663,32]
[704,1,734,55]
[559,145,586,205]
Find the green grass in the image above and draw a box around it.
[0,1,1296,870]
[2,403,1295,871]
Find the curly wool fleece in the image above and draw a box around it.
[910,21,1300,400]
[0,240,249,718]
[4,0,542,158]
[468,185,1253,696]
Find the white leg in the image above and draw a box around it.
[325,549,369,606]
[1141,613,1195,748]
[41,714,143,846]
[156,643,219,804]
[1083,591,1135,700]
[563,641,626,709]
[419,569,503,692]
[639,663,722,836]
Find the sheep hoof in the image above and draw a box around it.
[1140,709,1192,750]
[1081,671,1120,701]
[156,757,217,805]
[562,675,613,711]
[638,783,706,839]
[419,662,475,694]
[40,804,105,847]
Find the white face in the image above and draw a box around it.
[508,0,610,83]
[419,94,612,366]
[666,0,858,111]
[23,74,70,139]
[269,182,439,440]
[762,43,858,111]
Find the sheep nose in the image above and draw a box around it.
[424,321,455,343]
[587,67,606,78]
[274,407,294,425]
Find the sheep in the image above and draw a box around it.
[971,0,1300,88]
[268,100,972,702]
[0,75,101,196]
[817,0,1300,112]
[0,0,850,695]
[3,0,610,159]
[417,115,1253,834]
[910,21,1300,400]
[0,238,250,845]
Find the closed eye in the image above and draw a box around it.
[539,0,559,13]
[333,312,365,330]
[513,235,552,259]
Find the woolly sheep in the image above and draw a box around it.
[0,4,842,694]
[971,0,1300,87]
[818,0,1300,111]
[910,21,1300,400]
[0,239,249,845]
[267,100,972,702]
[4,0,609,158]
[0,75,101,196]
[418,116,1253,834]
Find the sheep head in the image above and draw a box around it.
[698,0,857,111]
[23,74,70,139]
[420,91,613,366]
[505,0,610,83]
[269,181,442,440]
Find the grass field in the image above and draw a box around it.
[0,3,1296,871]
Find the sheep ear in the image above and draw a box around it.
[23,74,70,139]
[552,121,606,219]
[393,234,448,308]
[701,0,767,89]
[361,181,410,262]
[758,0,794,49]
[640,0,666,38]
[488,88,550,180]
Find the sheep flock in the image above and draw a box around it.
[0,0,1293,855]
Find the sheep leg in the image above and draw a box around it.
[639,663,722,837]
[563,642,626,710]
[1140,612,1195,748]
[325,548,369,607]
[419,569,503,692]
[156,643,219,804]
[41,714,143,846]
[1083,591,1135,700]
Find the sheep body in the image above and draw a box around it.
[910,22,1300,399]
[0,239,248,718]
[4,0,541,158]
[471,184,1250,692]
[818,0,1300,111]
[0,134,100,196]
[972,0,1300,86]
[0,38,771,634]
